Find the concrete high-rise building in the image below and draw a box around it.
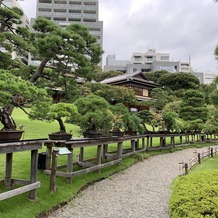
[36,0,103,47]
[104,49,192,74]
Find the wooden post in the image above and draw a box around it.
[50,149,59,192]
[160,137,164,147]
[211,147,213,157]
[97,145,102,173]
[180,136,183,144]
[45,144,52,170]
[131,140,135,152]
[142,138,145,150]
[117,142,122,159]
[4,153,13,187]
[28,150,38,200]
[184,163,188,175]
[79,147,84,161]
[150,137,153,147]
[146,136,149,151]
[198,153,201,164]
[102,144,108,159]
[67,149,73,184]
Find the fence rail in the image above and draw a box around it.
[41,132,218,191]
[180,147,218,175]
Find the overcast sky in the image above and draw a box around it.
[19,0,218,72]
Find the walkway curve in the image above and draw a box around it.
[49,147,211,218]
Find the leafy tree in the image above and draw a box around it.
[162,112,178,132]
[29,18,103,84]
[137,110,153,131]
[0,6,30,69]
[149,88,169,110]
[158,72,200,91]
[72,95,114,134]
[163,101,181,114]
[179,89,208,122]
[144,70,169,83]
[199,83,215,104]
[79,82,136,105]
[110,103,129,131]
[0,70,51,130]
[95,70,124,82]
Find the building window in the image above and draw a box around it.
[146,56,153,61]
[131,87,143,96]
[69,18,81,22]
[69,10,81,13]
[134,56,142,61]
[83,19,96,22]
[69,1,82,5]
[54,9,67,12]
[84,2,97,6]
[54,17,66,21]
[39,8,52,12]
[143,89,148,97]
[39,0,52,3]
[54,0,67,4]
[161,56,169,61]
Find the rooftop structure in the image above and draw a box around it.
[104,49,192,74]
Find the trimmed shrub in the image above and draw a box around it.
[170,172,218,218]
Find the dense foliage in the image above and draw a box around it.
[170,172,218,218]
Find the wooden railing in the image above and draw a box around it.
[180,147,218,175]
[42,132,218,191]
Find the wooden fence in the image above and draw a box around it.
[179,147,218,175]
[42,132,218,191]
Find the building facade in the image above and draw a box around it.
[36,0,103,47]
[104,49,192,74]
[1,0,30,64]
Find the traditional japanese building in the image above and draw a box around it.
[100,71,159,111]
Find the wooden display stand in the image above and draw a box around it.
[0,140,42,201]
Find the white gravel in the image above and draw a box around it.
[49,147,214,218]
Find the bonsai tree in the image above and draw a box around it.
[71,95,114,137]
[110,103,129,132]
[0,70,51,131]
[162,112,178,132]
[30,102,78,138]
[124,113,145,135]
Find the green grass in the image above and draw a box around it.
[0,108,217,218]
[191,154,218,172]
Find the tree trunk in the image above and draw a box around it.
[29,57,50,83]
[56,118,66,132]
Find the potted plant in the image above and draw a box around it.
[71,95,114,138]
[30,102,78,140]
[124,113,145,135]
[0,70,51,142]
[110,103,129,136]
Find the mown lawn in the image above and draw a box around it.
[0,108,216,218]
[0,108,142,218]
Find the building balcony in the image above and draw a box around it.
[38,3,52,7]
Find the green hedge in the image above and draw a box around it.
[170,172,218,218]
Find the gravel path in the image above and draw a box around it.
[49,147,212,218]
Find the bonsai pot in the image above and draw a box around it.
[0,130,24,143]
[48,132,72,140]
[110,129,124,137]
[124,130,137,136]
[83,131,111,138]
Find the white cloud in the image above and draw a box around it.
[19,0,218,72]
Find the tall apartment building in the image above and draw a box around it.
[36,0,103,47]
